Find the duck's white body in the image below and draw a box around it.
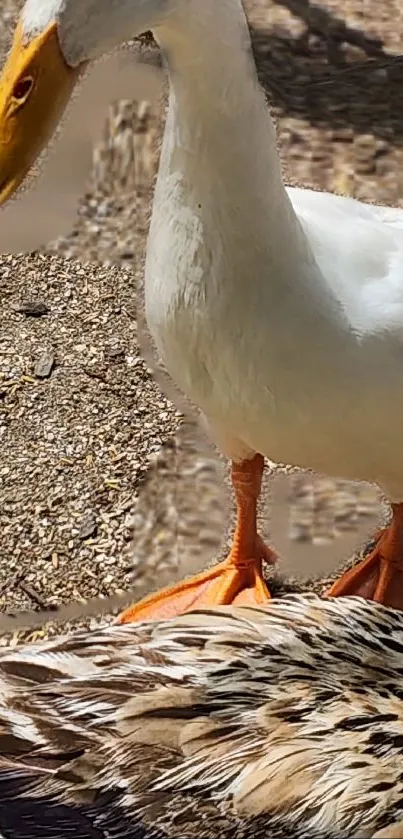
[11,0,403,503]
[145,0,403,502]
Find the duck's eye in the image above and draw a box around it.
[13,76,34,102]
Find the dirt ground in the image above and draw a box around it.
[0,0,401,640]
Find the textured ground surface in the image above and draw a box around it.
[0,0,401,640]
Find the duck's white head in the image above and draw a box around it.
[0,0,169,204]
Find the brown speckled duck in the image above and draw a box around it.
[0,593,402,838]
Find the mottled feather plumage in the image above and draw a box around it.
[0,595,401,837]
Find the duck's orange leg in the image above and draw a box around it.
[327,502,403,610]
[117,454,275,623]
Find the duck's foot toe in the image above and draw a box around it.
[326,526,403,610]
[116,544,275,624]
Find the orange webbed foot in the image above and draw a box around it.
[117,453,276,623]
[117,536,275,624]
[327,504,403,610]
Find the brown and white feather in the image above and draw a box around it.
[0,594,402,838]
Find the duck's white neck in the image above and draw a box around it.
[156,0,267,119]
[152,0,298,251]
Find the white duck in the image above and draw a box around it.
[1,0,403,622]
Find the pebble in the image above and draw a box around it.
[34,349,55,379]
[78,512,98,540]
[15,301,49,317]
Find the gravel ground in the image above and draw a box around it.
[0,0,401,639]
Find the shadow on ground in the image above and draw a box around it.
[251,26,403,144]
